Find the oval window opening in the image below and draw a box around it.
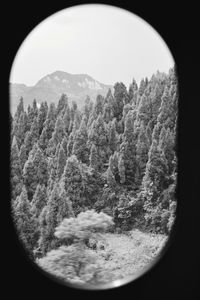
[9,4,178,290]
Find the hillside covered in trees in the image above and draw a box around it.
[10,66,178,285]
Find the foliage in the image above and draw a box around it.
[11,67,177,268]
[37,210,113,284]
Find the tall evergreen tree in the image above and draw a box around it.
[56,94,68,116]
[40,183,74,253]
[108,119,118,154]
[37,150,48,186]
[103,90,115,124]
[63,105,71,134]
[142,140,169,222]
[14,186,37,254]
[31,184,47,218]
[107,167,116,188]
[89,144,99,171]
[88,114,108,171]
[159,127,176,176]
[83,95,93,124]
[61,155,83,214]
[93,94,104,116]
[56,144,66,179]
[24,116,39,155]
[109,152,119,180]
[23,146,47,200]
[67,132,74,157]
[37,102,47,135]
[14,97,24,123]
[61,136,68,158]
[72,118,89,164]
[138,78,148,96]
[19,143,28,170]
[119,111,137,187]
[39,103,56,151]
[128,78,138,105]
[46,116,65,157]
[14,111,28,149]
[135,122,150,186]
[118,155,125,184]
[113,82,128,121]
[11,136,22,200]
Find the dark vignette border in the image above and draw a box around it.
[3,0,198,298]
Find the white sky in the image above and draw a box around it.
[10,4,174,88]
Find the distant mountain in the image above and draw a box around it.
[9,71,113,114]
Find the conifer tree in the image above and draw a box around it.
[23,146,46,200]
[42,184,61,251]
[138,78,148,96]
[56,188,75,223]
[83,95,93,123]
[109,152,118,176]
[31,184,47,218]
[103,91,115,123]
[52,116,65,145]
[152,85,173,143]
[118,155,125,184]
[122,103,132,120]
[61,155,83,214]
[56,94,68,116]
[67,132,74,157]
[108,119,118,154]
[56,144,66,179]
[93,94,104,116]
[14,186,37,254]
[15,97,24,121]
[39,103,56,151]
[159,127,175,176]
[24,116,39,155]
[23,158,36,200]
[61,136,68,158]
[37,102,47,135]
[38,206,49,255]
[72,118,89,164]
[37,150,48,186]
[46,116,65,157]
[137,93,152,126]
[107,167,116,188]
[68,101,78,133]
[150,82,163,125]
[128,78,138,105]
[11,136,22,200]
[19,144,28,170]
[14,111,28,149]
[40,183,75,253]
[73,110,82,132]
[142,140,169,221]
[63,105,71,134]
[135,122,150,185]
[113,82,128,121]
[88,114,108,171]
[89,144,99,171]
[119,111,137,186]
[47,168,57,196]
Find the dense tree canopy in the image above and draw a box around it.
[11,66,178,266]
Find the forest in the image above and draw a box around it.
[10,66,178,286]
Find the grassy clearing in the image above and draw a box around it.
[95,229,168,282]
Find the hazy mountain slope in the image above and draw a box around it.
[10,71,113,114]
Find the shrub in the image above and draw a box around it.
[37,210,114,284]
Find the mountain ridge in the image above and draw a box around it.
[10,71,113,114]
